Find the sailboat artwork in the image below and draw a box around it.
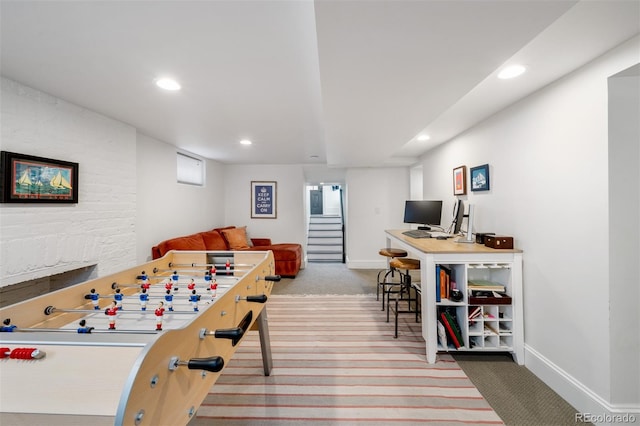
[1,151,79,203]
[470,164,490,192]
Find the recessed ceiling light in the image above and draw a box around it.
[498,65,526,79]
[239,139,252,145]
[416,134,430,141]
[156,78,181,91]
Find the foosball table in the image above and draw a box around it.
[0,250,278,425]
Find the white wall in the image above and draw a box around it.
[0,78,137,287]
[136,133,225,262]
[222,164,307,249]
[345,167,409,268]
[608,68,640,407]
[418,36,640,416]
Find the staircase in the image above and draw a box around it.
[307,215,344,263]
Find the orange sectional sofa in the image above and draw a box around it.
[151,226,302,277]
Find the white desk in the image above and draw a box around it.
[385,230,524,364]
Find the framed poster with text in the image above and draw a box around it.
[251,181,277,218]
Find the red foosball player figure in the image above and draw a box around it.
[187,278,196,291]
[189,290,200,312]
[164,280,173,292]
[105,301,118,330]
[209,280,218,297]
[210,266,217,276]
[139,270,150,290]
[155,301,165,331]
[225,259,231,275]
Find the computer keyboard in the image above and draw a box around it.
[402,229,431,238]
[402,230,453,239]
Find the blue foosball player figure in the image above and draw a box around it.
[171,271,179,291]
[189,290,200,312]
[114,288,123,310]
[164,289,174,311]
[1,318,17,332]
[77,319,94,334]
[139,288,149,311]
[89,288,100,310]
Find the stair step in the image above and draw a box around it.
[308,231,342,238]
[308,253,343,261]
[309,223,342,230]
[307,246,343,252]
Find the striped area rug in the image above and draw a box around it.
[193,295,503,425]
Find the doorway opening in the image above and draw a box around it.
[305,184,345,263]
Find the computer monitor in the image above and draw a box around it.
[451,199,465,234]
[403,200,442,230]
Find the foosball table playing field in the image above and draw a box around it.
[0,250,279,425]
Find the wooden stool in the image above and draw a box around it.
[376,248,408,310]
[386,257,420,329]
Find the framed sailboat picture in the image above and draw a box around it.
[1,151,79,203]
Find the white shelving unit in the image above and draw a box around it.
[385,230,524,364]
[437,262,516,352]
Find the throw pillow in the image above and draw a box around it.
[221,226,251,250]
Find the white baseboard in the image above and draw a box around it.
[525,344,640,425]
[345,258,386,269]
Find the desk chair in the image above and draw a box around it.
[376,248,408,311]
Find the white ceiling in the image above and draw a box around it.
[1,1,639,172]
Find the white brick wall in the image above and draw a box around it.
[0,78,137,287]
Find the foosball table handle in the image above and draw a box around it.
[169,355,225,373]
[202,310,253,346]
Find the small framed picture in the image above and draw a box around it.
[251,181,277,219]
[470,164,490,192]
[1,151,79,203]
[452,165,466,196]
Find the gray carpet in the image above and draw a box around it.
[273,262,586,426]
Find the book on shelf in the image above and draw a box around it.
[440,312,460,348]
[467,279,506,293]
[436,265,453,302]
[435,265,441,302]
[437,320,448,351]
[440,266,448,300]
[468,306,482,320]
[440,308,464,349]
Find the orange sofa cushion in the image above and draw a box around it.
[221,226,251,250]
[200,230,228,250]
[156,233,206,257]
